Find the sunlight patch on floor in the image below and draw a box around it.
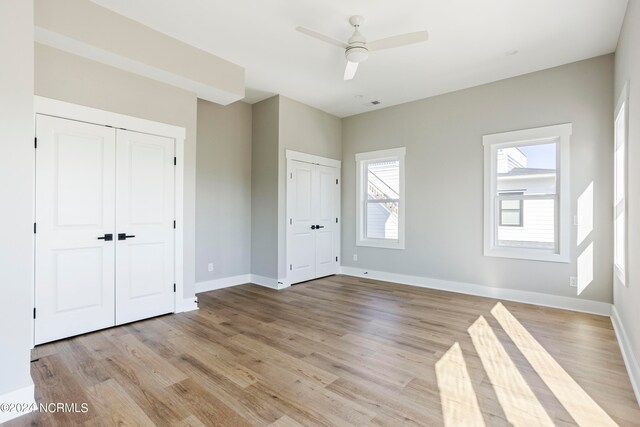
[436,342,486,427]
[491,302,617,426]
[468,316,554,426]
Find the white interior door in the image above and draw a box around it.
[115,130,175,325]
[315,165,340,278]
[35,115,116,345]
[287,159,340,285]
[287,160,316,284]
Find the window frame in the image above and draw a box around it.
[499,193,524,227]
[355,147,406,249]
[614,83,629,286]
[483,123,572,263]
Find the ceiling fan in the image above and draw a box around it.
[296,16,428,80]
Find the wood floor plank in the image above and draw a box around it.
[7,275,639,426]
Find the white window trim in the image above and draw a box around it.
[355,147,406,249]
[483,123,572,263]
[614,83,629,286]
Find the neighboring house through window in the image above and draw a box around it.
[356,147,406,249]
[484,124,572,262]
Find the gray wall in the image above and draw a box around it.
[0,0,34,405]
[342,55,614,303]
[34,44,198,299]
[277,96,342,280]
[614,0,640,371]
[196,99,252,282]
[251,96,280,279]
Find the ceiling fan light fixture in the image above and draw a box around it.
[345,46,369,63]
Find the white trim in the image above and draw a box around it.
[285,150,341,168]
[0,384,35,424]
[33,97,191,331]
[339,266,611,316]
[196,274,252,293]
[483,123,572,263]
[177,297,198,313]
[35,27,243,106]
[355,147,406,250]
[613,82,629,288]
[611,306,640,405]
[251,274,289,290]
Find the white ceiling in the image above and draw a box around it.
[90,0,627,118]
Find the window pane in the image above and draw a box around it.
[367,160,399,200]
[366,201,399,240]
[501,211,521,226]
[498,198,555,249]
[366,160,399,240]
[501,199,521,210]
[497,142,557,195]
[615,210,625,271]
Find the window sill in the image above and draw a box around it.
[484,247,569,263]
[357,239,405,250]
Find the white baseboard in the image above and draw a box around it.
[196,274,252,293]
[176,297,199,313]
[611,305,640,405]
[340,266,612,316]
[0,383,35,424]
[251,274,289,290]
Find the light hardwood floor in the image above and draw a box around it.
[6,275,640,426]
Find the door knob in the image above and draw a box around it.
[311,225,317,230]
[118,233,136,240]
[97,233,113,241]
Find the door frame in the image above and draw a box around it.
[285,150,341,287]
[33,96,187,346]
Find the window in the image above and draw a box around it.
[614,84,628,285]
[484,124,571,262]
[356,147,405,249]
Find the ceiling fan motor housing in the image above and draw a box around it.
[346,28,369,63]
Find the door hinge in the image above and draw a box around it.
[174,157,177,166]
[289,218,292,225]
[173,220,176,229]
[336,179,339,184]
[33,307,36,319]
[34,137,37,149]
[33,223,36,234]
[336,256,338,262]
[173,283,176,293]
[290,173,292,179]
[336,217,338,223]
[290,264,292,271]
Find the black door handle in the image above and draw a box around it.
[118,233,136,240]
[311,225,317,230]
[97,233,113,241]
[316,225,325,229]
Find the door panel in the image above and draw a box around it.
[315,165,339,278]
[35,115,116,345]
[287,160,316,284]
[115,130,175,325]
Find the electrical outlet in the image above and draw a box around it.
[353,254,358,261]
[569,276,577,288]
[208,263,214,272]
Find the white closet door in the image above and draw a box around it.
[315,165,340,278]
[115,130,175,325]
[287,160,316,284]
[35,115,116,345]
[287,160,340,285]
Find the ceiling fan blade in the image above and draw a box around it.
[296,26,348,49]
[344,61,359,80]
[368,31,428,52]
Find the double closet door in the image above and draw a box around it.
[287,159,340,285]
[35,115,176,345]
